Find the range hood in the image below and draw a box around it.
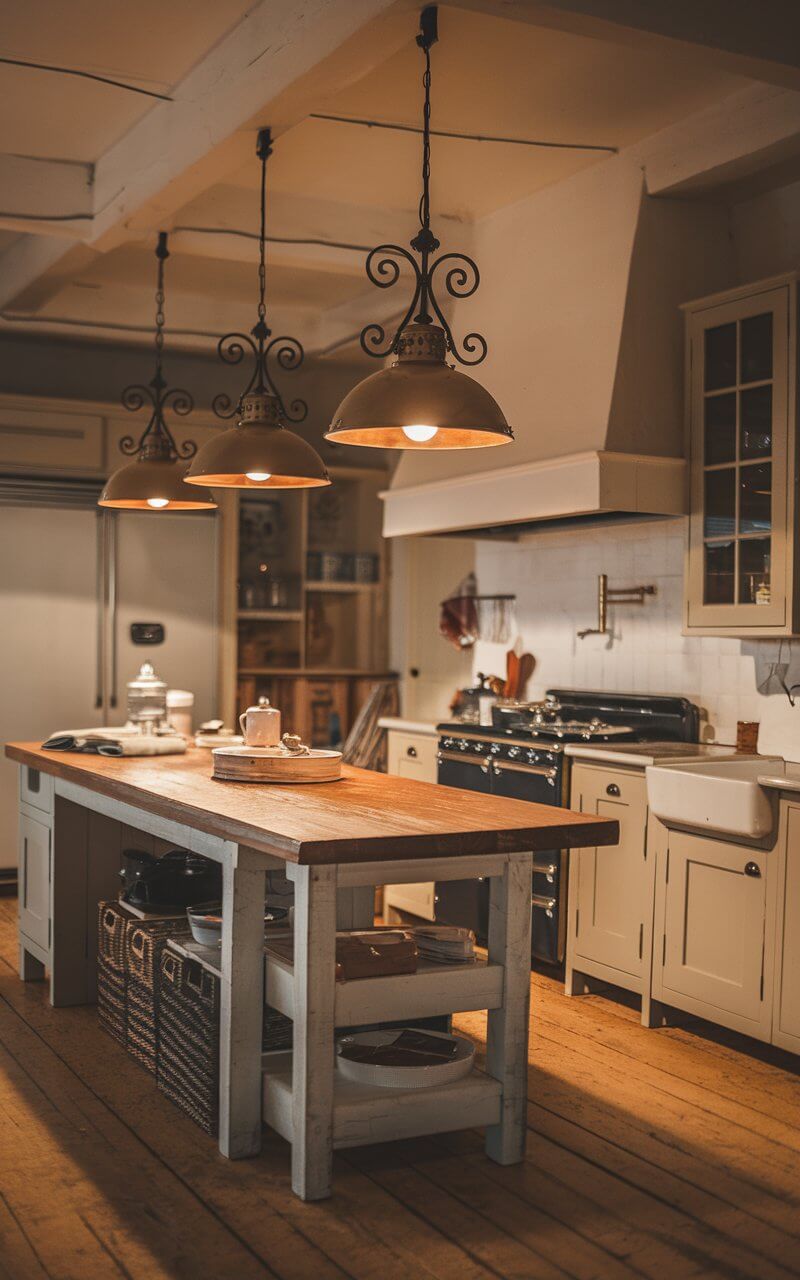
[378,160,733,540]
[381,448,685,538]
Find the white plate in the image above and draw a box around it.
[335,1028,475,1089]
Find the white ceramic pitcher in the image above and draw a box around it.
[239,696,281,747]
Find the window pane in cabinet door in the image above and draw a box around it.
[739,538,771,606]
[740,385,772,459]
[740,312,772,384]
[739,463,772,534]
[704,392,736,465]
[704,541,735,604]
[704,323,736,391]
[704,468,736,538]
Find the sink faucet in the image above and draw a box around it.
[577,574,656,639]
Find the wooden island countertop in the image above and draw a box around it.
[5,742,617,865]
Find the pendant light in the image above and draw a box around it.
[325,6,512,451]
[184,129,329,490]
[99,234,216,510]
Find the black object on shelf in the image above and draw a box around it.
[119,848,222,912]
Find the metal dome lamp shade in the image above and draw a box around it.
[184,130,329,490]
[99,234,216,510]
[325,6,512,451]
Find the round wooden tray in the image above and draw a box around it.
[211,745,342,784]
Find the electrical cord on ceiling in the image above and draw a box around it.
[0,311,221,340]
[0,55,171,100]
[171,224,374,254]
[310,112,618,154]
[0,210,93,222]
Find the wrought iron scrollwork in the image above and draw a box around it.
[358,6,489,368]
[117,234,198,463]
[211,327,308,422]
[213,128,309,425]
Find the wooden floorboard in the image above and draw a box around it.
[1,897,799,1280]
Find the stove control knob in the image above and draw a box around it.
[490,742,501,754]
[526,750,538,764]
[507,746,520,759]
[458,739,468,751]
[442,737,454,748]
[474,742,484,752]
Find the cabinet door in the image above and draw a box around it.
[660,830,770,1037]
[686,284,790,633]
[572,766,648,977]
[19,811,50,952]
[773,803,800,1052]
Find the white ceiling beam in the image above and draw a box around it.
[642,85,800,198]
[0,155,93,238]
[1,0,413,315]
[455,0,800,90]
[90,0,414,242]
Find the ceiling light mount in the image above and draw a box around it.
[325,6,512,450]
[99,233,215,510]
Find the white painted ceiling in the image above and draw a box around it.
[0,0,755,358]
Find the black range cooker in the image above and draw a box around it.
[435,689,700,965]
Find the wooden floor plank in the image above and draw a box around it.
[2,897,800,1280]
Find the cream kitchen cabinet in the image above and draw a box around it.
[683,273,800,636]
[651,829,774,1041]
[566,764,652,1006]
[773,800,800,1053]
[19,809,51,956]
[384,726,438,921]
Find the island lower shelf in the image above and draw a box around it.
[262,1050,502,1149]
[265,951,505,1024]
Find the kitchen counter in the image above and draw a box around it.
[6,740,616,1201]
[565,741,743,768]
[6,743,612,864]
[757,762,800,792]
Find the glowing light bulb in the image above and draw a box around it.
[246,471,272,483]
[146,497,169,509]
[402,424,439,443]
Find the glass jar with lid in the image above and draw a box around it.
[126,662,168,732]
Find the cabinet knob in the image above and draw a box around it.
[744,861,761,878]
[606,783,621,797]
[406,745,417,758]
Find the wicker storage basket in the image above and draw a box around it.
[157,943,293,1135]
[157,945,221,1134]
[125,917,191,1075]
[97,954,127,1045]
[97,902,131,1044]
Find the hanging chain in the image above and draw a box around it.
[257,138,268,324]
[419,42,432,235]
[153,231,168,383]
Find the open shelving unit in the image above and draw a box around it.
[216,465,395,743]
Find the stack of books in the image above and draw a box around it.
[411,925,476,964]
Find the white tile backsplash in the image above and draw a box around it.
[471,518,800,760]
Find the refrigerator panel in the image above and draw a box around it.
[0,506,102,869]
[111,511,218,727]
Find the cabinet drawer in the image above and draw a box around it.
[20,765,54,815]
[387,731,437,783]
[19,811,51,953]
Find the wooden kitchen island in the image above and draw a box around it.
[5,742,617,1200]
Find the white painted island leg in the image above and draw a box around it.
[218,844,267,1159]
[485,852,532,1165]
[291,863,337,1201]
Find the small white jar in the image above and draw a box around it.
[166,688,194,739]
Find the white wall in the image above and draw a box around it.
[468,518,800,759]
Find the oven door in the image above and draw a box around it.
[437,749,492,793]
[489,757,559,803]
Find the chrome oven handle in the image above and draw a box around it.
[437,750,491,771]
[491,760,558,784]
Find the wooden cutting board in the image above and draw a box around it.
[212,746,342,784]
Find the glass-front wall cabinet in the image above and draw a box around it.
[685,278,795,635]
